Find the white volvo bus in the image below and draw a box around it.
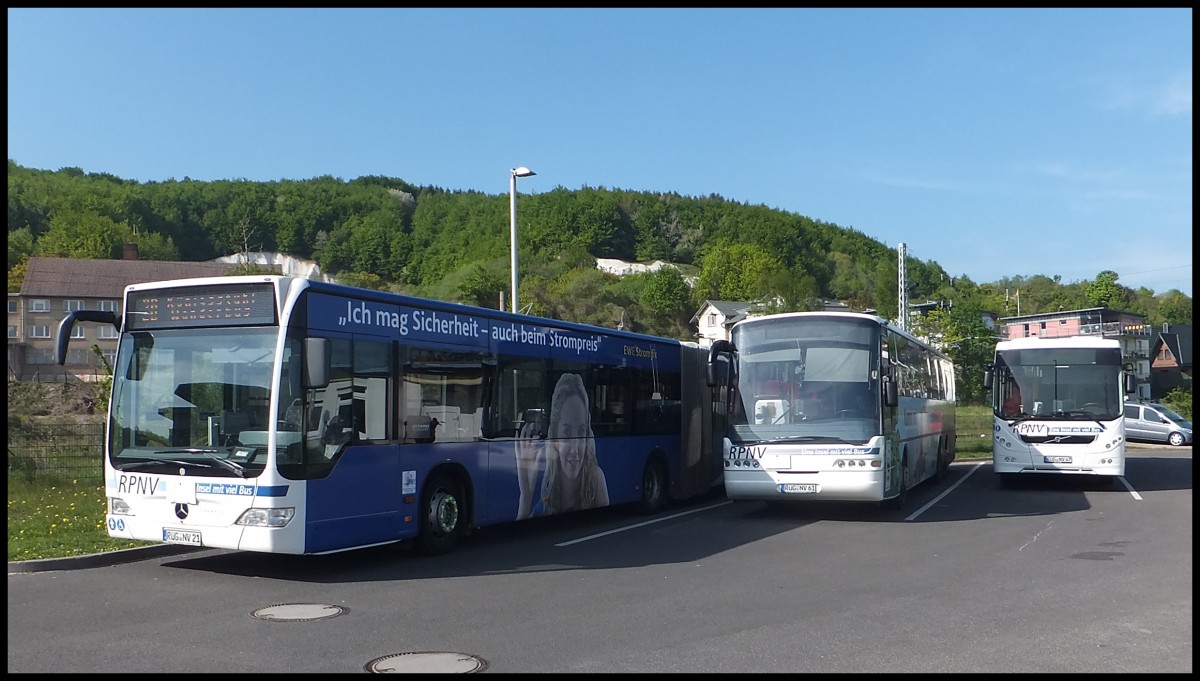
[986,336,1135,486]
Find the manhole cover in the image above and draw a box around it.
[365,652,489,673]
[251,603,348,622]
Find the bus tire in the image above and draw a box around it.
[931,437,949,483]
[636,456,668,515]
[415,472,465,556]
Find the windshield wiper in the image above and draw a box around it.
[1050,411,1107,428]
[765,435,854,444]
[115,458,192,472]
[155,447,222,454]
[152,448,245,476]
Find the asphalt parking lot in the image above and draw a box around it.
[8,441,1188,575]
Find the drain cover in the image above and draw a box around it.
[365,652,489,673]
[251,603,348,622]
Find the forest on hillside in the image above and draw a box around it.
[7,160,1192,402]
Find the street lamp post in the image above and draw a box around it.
[509,166,536,313]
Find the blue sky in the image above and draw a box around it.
[8,8,1192,296]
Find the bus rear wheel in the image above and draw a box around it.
[931,437,950,483]
[636,457,668,515]
[415,472,465,556]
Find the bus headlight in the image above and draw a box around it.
[109,497,132,515]
[235,508,295,528]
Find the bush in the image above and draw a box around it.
[1161,386,1192,421]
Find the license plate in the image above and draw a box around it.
[1043,456,1072,464]
[162,528,202,545]
[780,483,819,494]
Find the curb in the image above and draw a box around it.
[8,544,205,574]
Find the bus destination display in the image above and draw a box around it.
[128,284,276,329]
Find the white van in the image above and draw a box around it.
[1123,402,1193,446]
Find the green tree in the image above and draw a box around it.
[8,226,34,268]
[1086,270,1125,309]
[910,301,997,404]
[1156,291,1193,325]
[695,242,783,302]
[8,259,28,292]
[36,210,126,259]
[455,263,507,309]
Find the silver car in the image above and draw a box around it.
[1123,402,1193,446]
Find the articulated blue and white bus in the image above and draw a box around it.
[706,311,956,509]
[57,275,723,555]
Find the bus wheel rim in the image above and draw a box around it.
[430,491,459,535]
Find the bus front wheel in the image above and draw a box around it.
[882,463,907,510]
[415,472,465,556]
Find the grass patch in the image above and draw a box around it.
[955,403,994,460]
[7,474,155,562]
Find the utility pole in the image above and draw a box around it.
[897,242,908,331]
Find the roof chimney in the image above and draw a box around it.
[122,243,139,260]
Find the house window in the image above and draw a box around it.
[102,350,117,366]
[98,300,118,312]
[1040,322,1046,330]
[30,325,51,339]
[7,300,16,314]
[27,348,54,365]
[7,326,15,339]
[64,300,84,312]
[67,348,91,365]
[71,326,85,339]
[30,299,50,313]
[708,312,718,325]
[98,326,119,339]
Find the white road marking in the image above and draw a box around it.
[555,500,733,546]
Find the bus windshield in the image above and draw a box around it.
[729,318,880,445]
[993,346,1122,420]
[108,327,283,476]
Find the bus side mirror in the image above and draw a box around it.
[883,379,898,408]
[1124,372,1135,396]
[303,337,330,389]
[56,309,119,365]
[706,339,735,387]
[983,368,993,390]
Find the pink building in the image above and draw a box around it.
[999,307,1152,400]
